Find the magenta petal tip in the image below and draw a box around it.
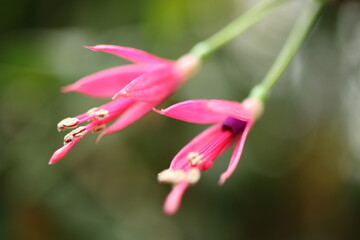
[163,182,188,216]
[218,174,228,185]
[83,45,97,51]
[48,159,57,165]
[164,204,178,216]
[163,196,180,216]
[152,108,164,115]
[96,131,107,143]
[61,84,75,93]
[49,140,78,165]
[49,148,65,165]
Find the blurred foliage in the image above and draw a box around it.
[1,0,360,239]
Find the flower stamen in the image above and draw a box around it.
[63,133,74,144]
[63,126,87,145]
[57,117,79,131]
[94,109,109,120]
[72,126,87,138]
[87,107,98,115]
[187,152,205,166]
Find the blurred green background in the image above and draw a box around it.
[1,0,360,239]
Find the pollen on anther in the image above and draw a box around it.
[87,107,98,116]
[187,152,205,165]
[63,126,87,144]
[72,126,87,138]
[63,132,74,145]
[62,126,87,145]
[95,109,109,120]
[57,117,79,131]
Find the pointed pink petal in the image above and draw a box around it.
[207,99,254,121]
[218,122,253,185]
[156,99,252,124]
[62,64,150,98]
[170,124,222,170]
[163,181,189,215]
[84,45,170,64]
[97,101,154,140]
[155,100,226,124]
[49,138,81,164]
[114,64,180,102]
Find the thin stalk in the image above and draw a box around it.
[190,0,288,59]
[250,0,326,101]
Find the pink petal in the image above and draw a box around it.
[206,99,253,120]
[97,101,154,140]
[62,64,150,98]
[170,124,223,170]
[49,138,81,164]
[114,64,180,102]
[156,99,252,124]
[84,45,170,64]
[163,181,189,215]
[218,122,253,185]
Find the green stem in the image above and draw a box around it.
[250,0,326,101]
[189,0,288,59]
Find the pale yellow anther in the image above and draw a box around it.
[95,109,109,120]
[187,152,205,166]
[63,132,74,145]
[157,169,187,185]
[87,107,98,116]
[71,126,87,138]
[186,168,201,184]
[57,117,79,131]
[92,124,106,133]
[63,126,87,144]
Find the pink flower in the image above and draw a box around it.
[50,45,200,164]
[155,98,263,215]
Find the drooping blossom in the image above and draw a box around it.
[50,45,200,164]
[155,98,263,215]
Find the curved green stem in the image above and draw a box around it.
[189,0,288,60]
[250,0,327,101]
